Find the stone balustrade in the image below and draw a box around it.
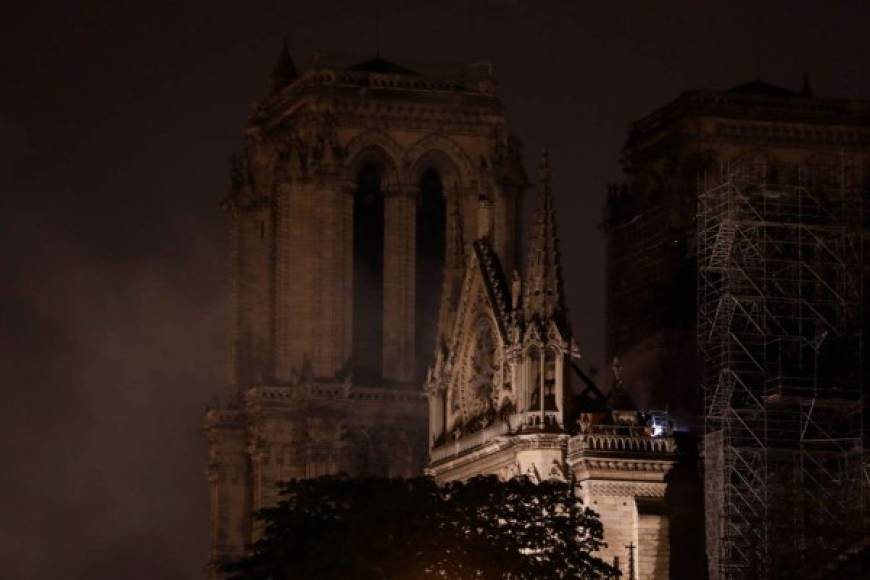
[245,384,425,404]
[569,427,676,456]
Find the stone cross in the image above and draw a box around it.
[625,542,636,580]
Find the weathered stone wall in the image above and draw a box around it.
[207,58,526,577]
[204,411,250,577]
[636,506,669,580]
[576,480,670,580]
[229,87,509,383]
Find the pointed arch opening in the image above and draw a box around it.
[353,164,385,384]
[415,168,447,382]
[527,346,542,411]
[544,347,558,411]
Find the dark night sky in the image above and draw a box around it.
[2,1,869,578]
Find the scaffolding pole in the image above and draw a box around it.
[698,156,865,579]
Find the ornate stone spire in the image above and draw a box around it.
[523,149,564,323]
[270,38,298,95]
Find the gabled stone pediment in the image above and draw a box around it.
[522,321,543,347]
[438,239,512,368]
[545,319,565,347]
[427,238,514,438]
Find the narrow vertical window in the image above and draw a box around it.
[528,347,542,411]
[352,164,384,384]
[544,348,557,411]
[415,169,446,382]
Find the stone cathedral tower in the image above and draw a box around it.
[203,45,526,575]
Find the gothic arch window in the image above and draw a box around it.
[544,347,558,411]
[415,168,447,381]
[353,163,385,384]
[527,346,542,411]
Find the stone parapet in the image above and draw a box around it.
[569,428,676,456]
[244,383,426,406]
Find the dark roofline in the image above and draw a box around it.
[627,81,870,141]
[725,78,800,98]
[346,56,421,76]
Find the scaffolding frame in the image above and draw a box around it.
[698,156,865,579]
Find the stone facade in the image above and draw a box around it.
[425,155,677,579]
[205,45,678,579]
[203,47,526,576]
[603,78,870,416]
[569,421,675,579]
[604,78,870,578]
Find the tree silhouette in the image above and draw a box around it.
[223,474,619,579]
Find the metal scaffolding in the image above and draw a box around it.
[697,156,865,579]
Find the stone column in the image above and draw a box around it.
[382,185,415,383]
[524,351,537,420]
[340,184,354,373]
[555,352,564,425]
[226,205,240,387]
[539,349,545,426]
[636,499,670,580]
[273,183,291,382]
[204,413,249,579]
[427,386,445,447]
[311,179,351,378]
[274,180,316,381]
[247,446,267,515]
[512,356,524,414]
[427,390,437,448]
[236,202,273,384]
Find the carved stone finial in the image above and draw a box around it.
[270,38,298,95]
